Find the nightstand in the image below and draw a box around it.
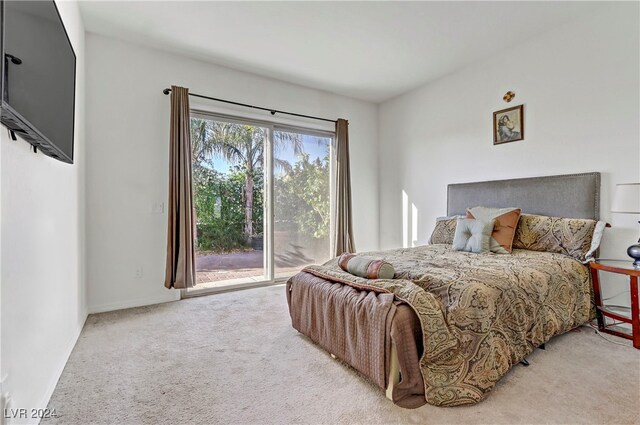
[589,259,640,349]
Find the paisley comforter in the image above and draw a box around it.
[302,244,593,406]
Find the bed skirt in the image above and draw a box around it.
[287,271,426,408]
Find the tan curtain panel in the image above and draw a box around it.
[164,86,196,289]
[333,118,355,256]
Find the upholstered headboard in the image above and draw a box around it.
[447,172,601,220]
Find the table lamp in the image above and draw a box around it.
[611,183,640,268]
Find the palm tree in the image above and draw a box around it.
[191,118,303,245]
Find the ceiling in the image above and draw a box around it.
[79,1,601,103]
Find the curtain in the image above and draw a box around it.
[164,85,196,289]
[333,118,356,256]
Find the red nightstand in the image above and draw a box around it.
[589,259,640,349]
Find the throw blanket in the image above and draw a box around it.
[303,244,593,406]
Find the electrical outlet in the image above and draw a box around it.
[134,266,143,279]
[151,202,165,214]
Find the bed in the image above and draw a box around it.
[286,172,602,408]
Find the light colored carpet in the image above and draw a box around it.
[46,285,640,425]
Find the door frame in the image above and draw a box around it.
[183,110,335,299]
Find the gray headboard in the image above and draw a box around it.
[447,172,601,220]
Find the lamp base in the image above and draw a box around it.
[627,244,640,269]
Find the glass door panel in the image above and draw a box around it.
[273,129,332,278]
[190,116,267,290]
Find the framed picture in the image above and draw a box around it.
[493,104,524,145]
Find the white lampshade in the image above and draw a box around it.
[611,183,640,214]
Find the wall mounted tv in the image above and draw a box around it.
[0,0,76,164]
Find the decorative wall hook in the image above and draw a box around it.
[503,91,515,102]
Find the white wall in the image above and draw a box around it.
[84,34,379,313]
[0,1,86,423]
[378,5,639,303]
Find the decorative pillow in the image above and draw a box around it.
[452,218,495,254]
[338,253,395,279]
[512,214,606,262]
[429,216,461,245]
[466,207,521,254]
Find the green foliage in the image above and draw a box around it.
[192,117,271,250]
[191,117,329,253]
[193,165,263,252]
[275,153,330,239]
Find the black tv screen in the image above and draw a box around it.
[1,0,76,163]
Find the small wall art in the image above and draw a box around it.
[493,105,524,145]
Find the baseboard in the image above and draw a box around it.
[88,292,180,314]
[33,312,88,425]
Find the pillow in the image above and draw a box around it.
[466,207,521,254]
[429,216,461,245]
[452,218,495,253]
[338,253,395,279]
[512,213,606,262]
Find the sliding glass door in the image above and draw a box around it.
[188,113,333,292]
[273,129,332,279]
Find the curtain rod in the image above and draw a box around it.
[162,88,337,124]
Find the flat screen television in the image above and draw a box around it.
[0,0,76,164]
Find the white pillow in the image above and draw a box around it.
[452,218,495,253]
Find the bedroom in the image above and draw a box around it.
[0,1,638,424]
